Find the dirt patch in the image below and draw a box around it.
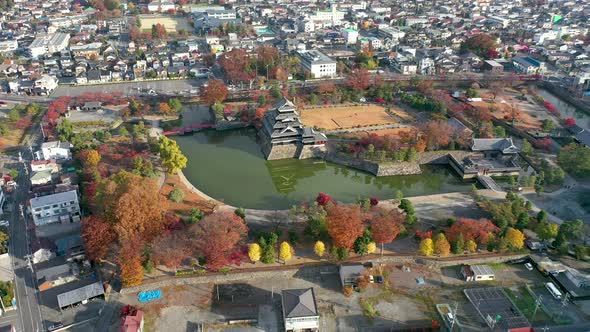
[139,15,192,32]
[343,126,416,139]
[300,104,401,130]
[160,174,216,216]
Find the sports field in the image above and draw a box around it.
[139,15,192,32]
[300,105,400,130]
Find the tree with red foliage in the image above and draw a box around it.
[446,218,499,244]
[318,81,336,96]
[371,208,404,255]
[46,111,60,123]
[15,117,32,130]
[534,137,552,151]
[48,96,71,114]
[420,120,454,150]
[564,118,576,127]
[256,45,280,71]
[151,23,167,39]
[254,107,268,120]
[218,48,256,84]
[326,204,364,250]
[81,215,115,261]
[118,238,144,286]
[345,68,371,90]
[151,231,190,271]
[460,33,498,59]
[121,305,138,317]
[200,79,228,105]
[189,210,248,271]
[316,192,335,206]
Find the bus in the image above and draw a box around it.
[545,282,563,300]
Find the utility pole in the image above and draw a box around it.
[532,294,542,322]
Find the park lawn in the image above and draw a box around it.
[160,174,216,217]
[505,287,551,323]
[300,104,399,130]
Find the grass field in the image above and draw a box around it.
[300,105,400,130]
[139,15,192,32]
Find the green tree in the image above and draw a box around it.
[57,119,74,141]
[453,233,465,254]
[522,139,533,155]
[353,228,373,255]
[168,189,184,203]
[119,126,129,138]
[558,143,590,177]
[541,119,556,132]
[537,210,547,222]
[188,208,204,223]
[536,221,558,241]
[493,126,506,137]
[168,98,183,113]
[158,136,188,174]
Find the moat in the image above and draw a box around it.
[174,127,479,209]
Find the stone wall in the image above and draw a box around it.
[324,153,380,175]
[215,121,251,131]
[298,145,327,159]
[266,144,300,160]
[375,162,422,176]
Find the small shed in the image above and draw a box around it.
[461,264,495,282]
[57,281,104,310]
[339,263,365,286]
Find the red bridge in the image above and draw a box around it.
[163,123,216,136]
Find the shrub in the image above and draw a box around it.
[343,285,354,297]
[168,189,184,203]
[234,207,246,219]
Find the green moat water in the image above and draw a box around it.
[174,128,478,209]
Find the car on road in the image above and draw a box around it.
[525,263,533,271]
[0,220,8,227]
[48,322,64,331]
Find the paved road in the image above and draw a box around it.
[0,126,45,332]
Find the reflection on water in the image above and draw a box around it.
[537,89,590,129]
[174,128,478,209]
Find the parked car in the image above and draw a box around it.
[525,263,533,271]
[0,220,8,227]
[376,276,383,284]
[369,275,374,283]
[48,322,64,331]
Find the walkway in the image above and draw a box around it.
[325,123,407,134]
[476,174,503,192]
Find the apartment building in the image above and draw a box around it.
[30,190,81,226]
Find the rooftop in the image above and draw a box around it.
[57,281,104,308]
[282,288,318,318]
[30,190,78,209]
[297,49,335,65]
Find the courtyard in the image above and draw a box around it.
[300,104,410,131]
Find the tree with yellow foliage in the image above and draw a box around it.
[466,239,477,253]
[248,243,261,262]
[314,241,326,258]
[504,227,525,250]
[434,233,451,257]
[419,238,434,256]
[279,241,293,264]
[367,242,377,254]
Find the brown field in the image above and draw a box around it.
[300,105,400,130]
[470,93,543,131]
[343,126,416,139]
[139,15,192,32]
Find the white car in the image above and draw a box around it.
[0,220,8,227]
[368,275,374,283]
[524,263,533,271]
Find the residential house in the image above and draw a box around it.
[482,59,504,72]
[29,190,81,226]
[30,171,53,186]
[281,288,319,332]
[37,262,76,291]
[31,159,59,173]
[513,56,546,74]
[33,75,59,95]
[339,263,365,286]
[35,141,72,161]
[120,310,145,332]
[57,281,104,310]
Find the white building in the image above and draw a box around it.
[35,141,72,161]
[309,5,346,28]
[341,28,359,44]
[461,265,495,282]
[513,56,546,74]
[282,288,319,332]
[0,40,18,53]
[34,75,59,95]
[377,26,406,41]
[147,1,175,12]
[28,33,71,58]
[30,190,81,226]
[297,50,337,78]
